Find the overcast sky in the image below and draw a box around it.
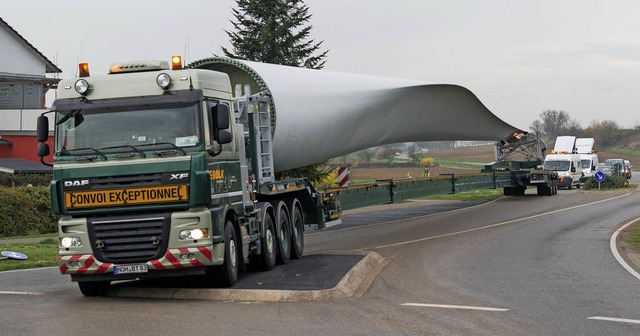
[2,0,639,131]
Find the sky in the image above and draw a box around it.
[2,0,640,131]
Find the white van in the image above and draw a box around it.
[543,153,583,189]
[579,153,599,182]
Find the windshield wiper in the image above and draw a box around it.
[98,145,147,158]
[135,142,187,156]
[57,147,108,161]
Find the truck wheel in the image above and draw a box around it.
[254,214,276,271]
[290,205,304,259]
[274,203,291,265]
[206,220,239,287]
[78,280,110,297]
[503,187,513,196]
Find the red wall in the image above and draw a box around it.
[0,135,54,162]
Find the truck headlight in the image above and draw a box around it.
[74,79,89,95]
[156,73,171,89]
[179,229,209,241]
[60,236,82,248]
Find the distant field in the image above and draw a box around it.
[348,143,640,182]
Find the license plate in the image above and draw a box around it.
[114,264,148,275]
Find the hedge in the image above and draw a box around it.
[582,175,629,190]
[0,172,52,187]
[0,186,57,237]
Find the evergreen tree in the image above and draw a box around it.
[222,0,328,69]
[222,0,330,184]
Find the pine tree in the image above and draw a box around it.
[221,0,328,69]
[222,0,330,184]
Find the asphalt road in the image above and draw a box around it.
[2,188,640,335]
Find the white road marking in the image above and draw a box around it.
[610,217,640,281]
[0,291,43,295]
[374,193,630,249]
[0,266,57,274]
[401,303,509,312]
[588,316,640,325]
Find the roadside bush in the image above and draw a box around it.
[0,186,57,237]
[582,175,629,190]
[0,172,52,187]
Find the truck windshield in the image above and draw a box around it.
[543,161,570,171]
[55,103,201,155]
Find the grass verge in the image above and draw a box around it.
[627,222,640,253]
[0,238,58,272]
[420,188,503,202]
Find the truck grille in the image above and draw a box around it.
[87,213,170,264]
[88,173,163,189]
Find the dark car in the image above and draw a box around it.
[604,159,627,178]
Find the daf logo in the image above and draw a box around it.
[64,180,89,187]
[170,173,189,180]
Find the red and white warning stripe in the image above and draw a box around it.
[337,166,350,187]
[58,246,216,275]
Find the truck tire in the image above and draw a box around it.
[254,214,276,271]
[273,202,291,265]
[205,220,239,287]
[503,187,513,196]
[78,280,110,297]
[290,204,304,259]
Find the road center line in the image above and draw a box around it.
[0,291,43,296]
[401,303,509,312]
[588,316,640,325]
[610,217,640,281]
[373,193,630,249]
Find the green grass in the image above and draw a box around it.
[0,232,56,241]
[420,188,503,201]
[431,157,489,170]
[627,223,640,252]
[607,148,640,156]
[0,238,58,272]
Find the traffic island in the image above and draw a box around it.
[108,251,388,302]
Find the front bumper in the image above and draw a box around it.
[61,245,222,281]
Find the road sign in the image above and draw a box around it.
[594,172,606,182]
[0,251,28,260]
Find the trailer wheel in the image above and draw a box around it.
[290,205,304,259]
[274,203,291,265]
[254,214,276,271]
[205,220,239,287]
[78,280,110,297]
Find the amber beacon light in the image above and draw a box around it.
[78,63,90,77]
[171,56,182,70]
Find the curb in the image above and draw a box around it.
[109,251,389,302]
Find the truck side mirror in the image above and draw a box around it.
[37,115,49,142]
[217,130,232,144]
[209,103,231,144]
[212,104,230,130]
[37,142,50,157]
[571,167,576,173]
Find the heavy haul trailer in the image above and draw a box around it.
[35,57,334,296]
[482,133,558,196]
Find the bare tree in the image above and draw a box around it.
[538,110,581,138]
[358,148,376,164]
[407,143,422,164]
[585,120,620,147]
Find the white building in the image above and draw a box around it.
[0,17,60,165]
